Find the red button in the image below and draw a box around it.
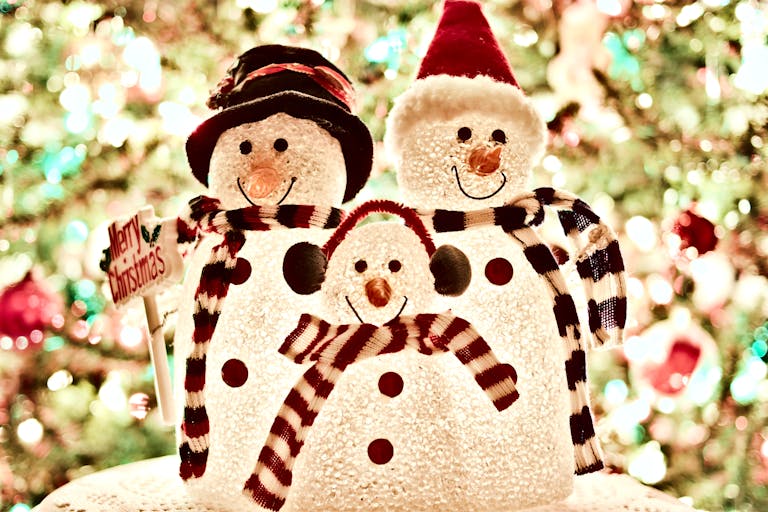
[231,258,252,285]
[378,372,403,397]
[368,438,393,464]
[485,257,513,286]
[221,358,248,387]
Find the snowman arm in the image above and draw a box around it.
[417,189,626,350]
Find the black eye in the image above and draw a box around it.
[388,260,401,272]
[355,260,367,273]
[492,129,507,144]
[457,127,472,142]
[239,140,252,154]
[273,138,288,152]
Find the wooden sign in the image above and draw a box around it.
[102,206,181,424]
[104,206,183,306]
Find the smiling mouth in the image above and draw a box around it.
[237,176,297,206]
[453,166,507,200]
[345,296,409,324]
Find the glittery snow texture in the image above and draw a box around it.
[174,110,350,510]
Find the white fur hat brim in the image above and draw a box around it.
[385,74,547,162]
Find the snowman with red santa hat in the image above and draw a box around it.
[385,1,619,508]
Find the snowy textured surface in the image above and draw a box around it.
[383,83,591,508]
[33,456,701,512]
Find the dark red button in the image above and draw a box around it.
[501,363,518,384]
[230,258,252,285]
[368,438,393,464]
[378,372,403,397]
[221,358,248,387]
[485,257,513,286]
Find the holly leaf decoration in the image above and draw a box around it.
[141,225,151,244]
[152,225,162,244]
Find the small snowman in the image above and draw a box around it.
[174,45,373,511]
[385,1,606,508]
[243,200,518,511]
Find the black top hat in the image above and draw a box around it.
[186,45,374,204]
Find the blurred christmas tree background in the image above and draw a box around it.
[1,0,767,510]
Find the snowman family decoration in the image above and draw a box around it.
[114,1,628,511]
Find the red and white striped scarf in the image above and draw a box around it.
[244,312,520,511]
[417,187,627,476]
[176,196,344,481]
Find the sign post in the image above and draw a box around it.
[104,206,183,425]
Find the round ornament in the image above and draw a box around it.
[671,209,718,256]
[0,270,64,350]
[627,319,720,405]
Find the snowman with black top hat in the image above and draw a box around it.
[174,44,373,511]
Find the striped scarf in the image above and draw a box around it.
[176,196,344,481]
[417,187,628,475]
[244,312,520,511]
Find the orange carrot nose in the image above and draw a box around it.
[365,277,392,308]
[467,145,502,176]
[245,167,280,198]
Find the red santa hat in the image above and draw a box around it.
[385,0,546,160]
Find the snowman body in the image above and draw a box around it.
[384,72,577,507]
[257,220,529,511]
[174,113,353,510]
[175,229,332,511]
[430,228,575,507]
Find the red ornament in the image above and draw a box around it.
[642,338,702,395]
[0,271,64,350]
[672,209,718,255]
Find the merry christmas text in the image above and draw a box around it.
[106,212,171,305]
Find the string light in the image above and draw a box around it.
[17,418,44,446]
[647,274,674,305]
[625,216,657,251]
[118,325,143,349]
[98,372,128,412]
[628,442,667,484]
[604,379,629,406]
[47,370,73,391]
